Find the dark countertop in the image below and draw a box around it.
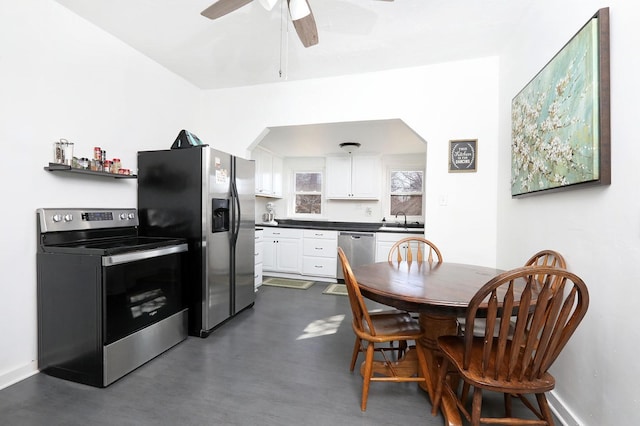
[256,219,424,234]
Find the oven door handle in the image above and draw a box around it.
[102,243,188,266]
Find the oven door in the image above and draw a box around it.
[103,244,187,345]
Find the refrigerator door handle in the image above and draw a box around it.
[231,179,241,246]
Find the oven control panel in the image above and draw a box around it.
[37,208,139,233]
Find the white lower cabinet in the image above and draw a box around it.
[375,232,423,262]
[302,230,338,278]
[263,228,302,274]
[254,230,263,291]
[261,227,338,281]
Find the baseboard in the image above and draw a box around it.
[262,272,336,283]
[548,390,583,426]
[0,361,38,391]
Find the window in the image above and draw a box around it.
[294,171,323,215]
[389,170,423,216]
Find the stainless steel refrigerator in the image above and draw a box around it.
[137,143,255,337]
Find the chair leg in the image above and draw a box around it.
[461,382,471,404]
[504,393,512,418]
[398,339,407,359]
[536,393,554,426]
[350,337,361,371]
[361,342,375,411]
[471,387,483,426]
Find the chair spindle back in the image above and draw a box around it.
[463,266,589,382]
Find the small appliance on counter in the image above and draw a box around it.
[262,202,278,225]
[36,208,188,387]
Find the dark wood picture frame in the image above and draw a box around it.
[449,139,477,173]
[511,8,610,198]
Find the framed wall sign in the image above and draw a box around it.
[449,139,477,173]
[510,8,610,197]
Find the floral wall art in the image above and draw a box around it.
[511,8,610,197]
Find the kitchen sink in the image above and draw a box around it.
[377,225,424,232]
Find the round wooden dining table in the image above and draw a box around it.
[351,260,504,426]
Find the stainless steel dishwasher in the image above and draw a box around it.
[337,231,376,279]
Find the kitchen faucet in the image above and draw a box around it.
[395,211,407,226]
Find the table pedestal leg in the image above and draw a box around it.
[418,313,462,426]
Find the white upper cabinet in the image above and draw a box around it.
[252,147,282,198]
[271,155,283,197]
[325,154,381,199]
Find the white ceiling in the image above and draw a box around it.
[54,0,532,156]
[259,118,426,157]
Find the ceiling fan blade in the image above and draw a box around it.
[201,0,253,20]
[288,0,318,47]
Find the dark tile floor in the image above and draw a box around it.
[0,282,556,425]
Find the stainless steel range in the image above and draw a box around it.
[36,208,189,387]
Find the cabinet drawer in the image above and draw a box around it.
[264,228,302,238]
[303,229,337,240]
[303,238,336,258]
[254,242,263,264]
[375,232,419,243]
[302,256,337,278]
[254,269,263,288]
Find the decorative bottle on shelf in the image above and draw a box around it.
[111,158,121,174]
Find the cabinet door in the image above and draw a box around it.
[326,155,380,199]
[263,238,277,271]
[271,155,283,197]
[351,155,381,199]
[375,241,397,262]
[325,156,352,198]
[276,238,302,273]
[375,232,416,262]
[253,148,273,195]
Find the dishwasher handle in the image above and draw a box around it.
[339,232,375,238]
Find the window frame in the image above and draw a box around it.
[291,170,324,217]
[387,168,425,221]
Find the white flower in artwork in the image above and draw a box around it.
[511,20,599,195]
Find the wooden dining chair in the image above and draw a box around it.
[337,247,429,411]
[460,249,567,337]
[387,236,443,264]
[431,266,589,426]
[524,249,566,269]
[524,249,567,288]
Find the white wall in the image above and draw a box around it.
[199,59,500,267]
[0,0,200,388]
[497,1,640,424]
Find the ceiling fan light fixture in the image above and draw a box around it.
[339,142,361,154]
[258,0,279,11]
[288,0,311,20]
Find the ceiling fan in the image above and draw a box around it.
[201,0,395,48]
[201,0,319,48]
